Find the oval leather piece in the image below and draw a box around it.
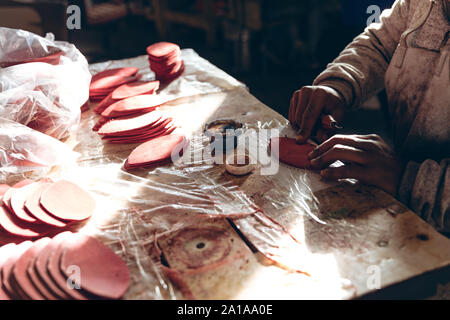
[0,243,17,300]
[11,237,51,300]
[101,94,170,118]
[146,42,180,59]
[46,235,89,300]
[98,110,163,136]
[90,67,139,91]
[39,180,95,222]
[24,182,67,228]
[60,234,130,299]
[33,231,73,300]
[1,241,33,299]
[9,183,40,223]
[112,80,160,100]
[0,202,44,238]
[269,137,315,169]
[126,134,186,166]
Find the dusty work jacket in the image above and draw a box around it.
[314,0,450,232]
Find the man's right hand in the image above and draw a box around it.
[288,85,346,143]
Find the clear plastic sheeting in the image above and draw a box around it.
[0,118,79,183]
[0,27,91,139]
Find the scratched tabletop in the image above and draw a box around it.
[45,50,450,300]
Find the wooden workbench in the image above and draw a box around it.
[52,51,450,300]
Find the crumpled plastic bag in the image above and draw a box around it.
[0,118,79,181]
[0,27,91,139]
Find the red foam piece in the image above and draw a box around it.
[101,116,171,138]
[33,231,73,300]
[9,183,40,223]
[0,243,16,300]
[106,125,177,145]
[112,80,160,100]
[11,237,51,300]
[46,235,89,300]
[269,137,315,169]
[126,134,187,167]
[60,234,130,299]
[1,241,33,299]
[98,110,164,136]
[39,180,95,222]
[89,67,138,91]
[0,202,48,238]
[24,182,67,228]
[146,42,180,60]
[101,94,170,118]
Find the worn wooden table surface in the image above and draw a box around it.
[55,52,450,300]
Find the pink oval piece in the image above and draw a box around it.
[60,234,130,299]
[101,94,170,118]
[10,183,40,223]
[146,42,180,59]
[0,202,45,238]
[1,241,33,299]
[40,180,95,222]
[24,182,67,228]
[90,67,139,91]
[46,235,89,300]
[127,134,187,167]
[112,80,160,100]
[33,232,73,300]
[11,237,51,300]
[98,110,163,136]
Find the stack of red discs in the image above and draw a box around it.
[146,42,185,83]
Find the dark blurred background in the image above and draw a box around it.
[0,0,395,138]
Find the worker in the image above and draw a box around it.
[289,0,450,233]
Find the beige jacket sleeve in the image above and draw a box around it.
[313,0,412,108]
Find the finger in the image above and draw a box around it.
[294,88,312,131]
[308,134,377,160]
[289,91,299,126]
[298,96,325,143]
[315,128,330,144]
[320,164,367,181]
[310,144,370,169]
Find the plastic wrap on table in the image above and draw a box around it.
[45,128,259,298]
[0,27,91,139]
[0,118,79,183]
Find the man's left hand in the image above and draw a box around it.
[308,134,405,196]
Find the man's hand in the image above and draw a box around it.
[308,134,405,196]
[289,86,346,143]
